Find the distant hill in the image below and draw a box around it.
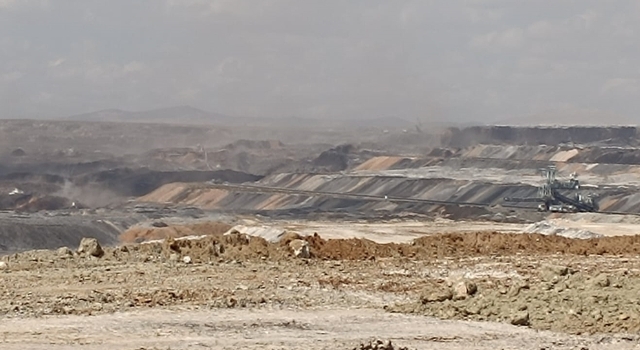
[65,106,237,125]
[63,106,458,130]
[494,107,638,127]
[340,116,414,129]
[63,106,421,129]
[272,116,415,130]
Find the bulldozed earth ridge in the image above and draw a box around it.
[5,229,640,338]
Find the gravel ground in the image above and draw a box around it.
[3,231,640,348]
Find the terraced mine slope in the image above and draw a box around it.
[133,128,640,217]
[138,169,639,214]
[442,126,639,147]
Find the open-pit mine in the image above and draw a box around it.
[3,120,640,349]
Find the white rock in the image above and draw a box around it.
[182,256,192,264]
[523,221,601,239]
[57,247,73,257]
[77,237,104,258]
[453,280,477,300]
[289,239,310,258]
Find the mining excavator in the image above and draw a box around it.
[503,166,598,213]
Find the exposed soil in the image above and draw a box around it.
[3,231,640,348]
[115,227,640,262]
[5,308,635,350]
[119,221,233,243]
[389,262,640,334]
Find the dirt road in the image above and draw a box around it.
[2,308,637,350]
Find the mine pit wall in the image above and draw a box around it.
[0,166,263,210]
[0,215,144,255]
[441,126,638,148]
[355,149,640,174]
[353,152,640,190]
[454,144,640,166]
[142,173,640,214]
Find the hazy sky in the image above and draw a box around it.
[1,0,639,123]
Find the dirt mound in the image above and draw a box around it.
[389,267,640,334]
[126,231,292,263]
[120,229,640,263]
[305,232,640,260]
[352,339,413,350]
[120,222,232,243]
[312,144,355,172]
[24,220,640,263]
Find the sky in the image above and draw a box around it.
[1,0,639,124]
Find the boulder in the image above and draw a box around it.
[353,339,410,350]
[593,274,610,288]
[543,265,569,277]
[510,311,530,326]
[289,239,310,258]
[421,289,453,303]
[57,246,73,258]
[77,238,104,258]
[453,280,477,300]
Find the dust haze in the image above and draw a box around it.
[1,1,640,124]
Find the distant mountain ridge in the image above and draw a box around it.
[65,106,235,125]
[494,107,638,127]
[63,106,421,129]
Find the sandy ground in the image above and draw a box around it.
[547,213,640,237]
[548,219,640,236]
[251,218,526,243]
[4,230,640,349]
[243,216,640,242]
[2,308,637,350]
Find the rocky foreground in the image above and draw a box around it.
[2,230,640,349]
